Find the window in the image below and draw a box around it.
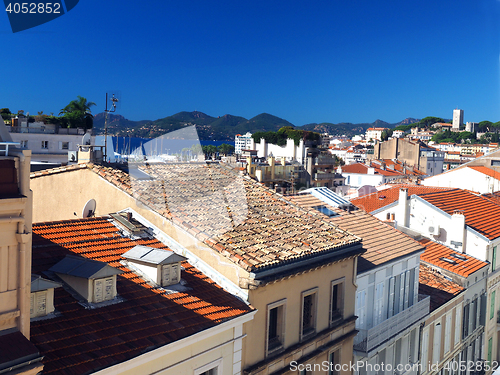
[41,141,49,149]
[301,288,318,339]
[373,281,385,325]
[328,349,341,375]
[267,299,286,354]
[20,140,28,148]
[330,279,344,325]
[493,246,497,272]
[433,322,442,365]
[194,358,222,375]
[454,307,461,346]
[356,289,367,328]
[490,291,496,320]
[61,141,69,150]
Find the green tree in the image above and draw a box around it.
[218,143,235,155]
[59,96,96,129]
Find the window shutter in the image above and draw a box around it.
[399,272,405,313]
[105,278,113,300]
[356,290,366,328]
[162,265,170,285]
[30,293,34,316]
[388,277,395,317]
[445,313,452,353]
[454,307,461,346]
[421,329,429,372]
[433,322,442,365]
[36,291,47,315]
[95,279,103,303]
[404,270,411,309]
[413,266,419,305]
[171,264,179,284]
[374,281,385,325]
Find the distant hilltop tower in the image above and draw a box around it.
[453,108,464,130]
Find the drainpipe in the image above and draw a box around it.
[16,226,30,339]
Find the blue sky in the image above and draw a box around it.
[2,0,500,126]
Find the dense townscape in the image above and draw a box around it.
[2,107,500,375]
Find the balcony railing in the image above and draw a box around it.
[314,172,340,180]
[354,294,430,353]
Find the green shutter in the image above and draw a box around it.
[488,337,493,364]
[490,291,496,320]
[493,246,497,272]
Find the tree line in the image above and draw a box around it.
[1,96,96,130]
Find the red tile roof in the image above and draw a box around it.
[482,191,500,205]
[341,163,403,177]
[82,163,362,272]
[417,189,500,240]
[350,184,454,213]
[286,194,424,273]
[419,264,464,312]
[30,216,253,375]
[419,238,489,277]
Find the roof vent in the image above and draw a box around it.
[30,275,62,319]
[450,253,467,261]
[338,203,358,213]
[111,212,149,237]
[49,255,123,305]
[122,245,187,287]
[440,257,458,265]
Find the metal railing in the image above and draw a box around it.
[354,294,430,353]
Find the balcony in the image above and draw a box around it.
[354,294,430,354]
[314,172,340,180]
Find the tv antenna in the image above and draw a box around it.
[104,92,120,162]
[82,199,96,218]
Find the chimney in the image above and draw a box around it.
[367,167,375,175]
[396,188,409,228]
[450,210,466,252]
[268,156,275,180]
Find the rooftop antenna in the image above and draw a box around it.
[104,92,119,162]
[82,199,96,218]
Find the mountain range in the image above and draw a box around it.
[93,111,420,140]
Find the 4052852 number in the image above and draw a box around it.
[5,3,61,14]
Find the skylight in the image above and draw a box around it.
[450,253,467,261]
[440,257,457,265]
[313,205,339,217]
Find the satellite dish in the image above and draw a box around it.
[82,133,91,145]
[82,199,96,218]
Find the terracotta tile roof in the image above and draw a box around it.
[350,184,454,213]
[30,163,88,179]
[419,238,489,277]
[482,191,500,205]
[468,166,500,181]
[286,193,424,273]
[419,264,464,312]
[341,163,403,177]
[417,189,500,240]
[30,216,253,375]
[85,163,361,272]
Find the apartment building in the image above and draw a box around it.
[419,239,489,374]
[0,124,43,374]
[288,188,429,375]
[29,161,365,374]
[365,127,389,142]
[352,187,500,371]
[235,132,254,154]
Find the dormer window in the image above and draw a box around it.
[30,275,62,318]
[122,245,187,287]
[49,255,122,304]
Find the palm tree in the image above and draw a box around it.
[59,96,96,129]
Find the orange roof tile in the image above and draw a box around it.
[30,216,253,375]
[287,194,424,273]
[83,163,362,272]
[417,189,500,240]
[419,264,464,312]
[350,184,454,213]
[419,238,489,277]
[341,163,404,177]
